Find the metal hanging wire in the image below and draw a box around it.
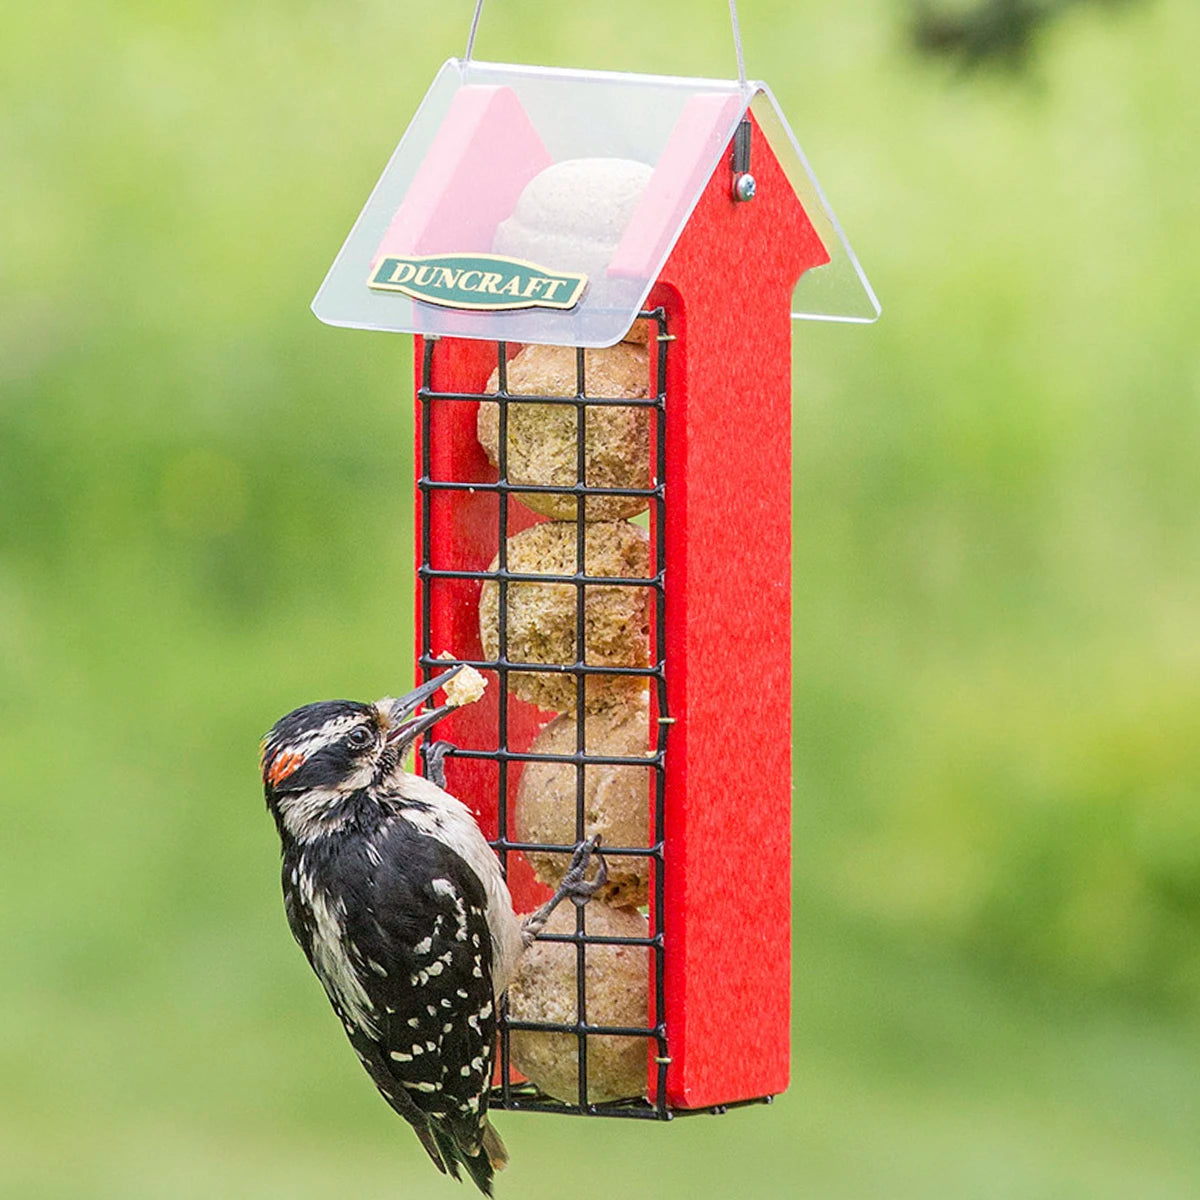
[464,0,748,87]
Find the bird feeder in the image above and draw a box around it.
[313,9,877,1121]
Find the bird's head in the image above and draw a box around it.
[260,667,461,839]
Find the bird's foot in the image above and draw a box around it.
[521,836,608,946]
[559,835,609,906]
[423,740,455,791]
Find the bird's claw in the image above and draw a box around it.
[423,740,455,791]
[559,835,608,906]
[519,837,609,947]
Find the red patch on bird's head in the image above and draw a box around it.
[266,750,305,786]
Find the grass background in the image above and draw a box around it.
[2,1,1198,1196]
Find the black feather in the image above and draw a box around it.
[281,801,498,1195]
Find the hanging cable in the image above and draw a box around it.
[729,0,747,88]
[465,0,484,61]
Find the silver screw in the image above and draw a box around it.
[733,172,757,202]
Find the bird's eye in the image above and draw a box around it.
[347,726,374,750]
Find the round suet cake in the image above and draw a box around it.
[508,902,650,1105]
[478,520,651,714]
[478,343,651,522]
[620,318,651,346]
[492,158,654,285]
[516,697,652,907]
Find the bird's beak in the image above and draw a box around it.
[383,666,463,749]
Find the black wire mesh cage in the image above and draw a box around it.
[415,311,675,1118]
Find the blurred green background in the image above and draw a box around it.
[3,1,1198,1196]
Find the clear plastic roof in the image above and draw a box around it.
[312,58,879,347]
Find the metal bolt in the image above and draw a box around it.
[733,172,757,202]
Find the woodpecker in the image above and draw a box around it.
[260,666,603,1195]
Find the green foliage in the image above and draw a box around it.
[2,1,1198,1195]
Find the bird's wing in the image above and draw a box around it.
[341,820,499,1160]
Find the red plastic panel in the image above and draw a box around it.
[413,335,549,911]
[651,115,826,1110]
[412,115,828,1112]
[377,86,552,263]
[609,91,746,281]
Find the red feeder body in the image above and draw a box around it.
[412,112,826,1112]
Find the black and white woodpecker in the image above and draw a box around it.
[260,666,604,1195]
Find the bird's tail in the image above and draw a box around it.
[414,1124,450,1176]
[481,1119,509,1172]
[429,1117,507,1197]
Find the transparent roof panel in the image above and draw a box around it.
[312,59,878,346]
[750,91,881,325]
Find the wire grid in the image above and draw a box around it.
[417,311,672,1119]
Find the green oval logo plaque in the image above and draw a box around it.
[368,253,588,312]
